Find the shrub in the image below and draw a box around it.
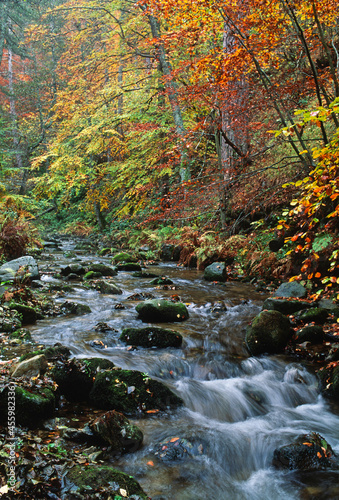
[0,219,37,260]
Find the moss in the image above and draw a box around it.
[9,328,32,341]
[136,299,189,322]
[120,327,182,348]
[19,344,71,362]
[65,464,148,498]
[84,271,102,280]
[89,368,183,415]
[117,262,142,271]
[9,303,37,325]
[150,277,174,285]
[246,310,292,355]
[15,386,55,427]
[87,263,117,276]
[111,252,137,263]
[295,307,329,324]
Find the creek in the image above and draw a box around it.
[29,240,339,500]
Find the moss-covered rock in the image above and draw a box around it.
[59,301,91,315]
[89,410,143,452]
[9,302,38,325]
[120,327,183,348]
[295,325,324,344]
[204,262,227,282]
[117,262,142,271]
[52,357,115,401]
[273,432,338,470]
[87,263,118,276]
[19,344,71,362]
[83,271,102,280]
[64,464,148,498]
[89,368,183,415]
[318,363,339,400]
[150,277,174,285]
[245,310,292,355]
[87,279,122,294]
[295,307,329,324]
[136,299,189,322]
[60,263,86,276]
[262,298,313,315]
[132,271,159,278]
[111,252,137,263]
[0,384,55,427]
[9,328,32,341]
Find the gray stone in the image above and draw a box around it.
[204,262,226,282]
[274,281,307,298]
[0,256,39,282]
[11,354,48,378]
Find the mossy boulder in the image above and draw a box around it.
[87,263,117,276]
[117,262,142,271]
[89,410,143,453]
[295,307,329,324]
[60,263,86,276]
[87,279,122,294]
[64,464,148,498]
[0,385,55,427]
[0,307,22,332]
[52,358,115,401]
[273,281,307,298]
[9,302,38,325]
[273,432,338,470]
[98,247,111,256]
[89,368,183,415]
[111,252,137,263]
[19,344,71,362]
[150,277,174,285]
[262,298,313,315]
[318,363,339,400]
[245,310,292,355]
[84,271,102,280]
[120,327,183,348]
[136,299,189,322]
[204,262,227,282]
[295,325,324,344]
[132,271,159,278]
[59,301,91,315]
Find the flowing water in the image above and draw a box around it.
[29,240,339,499]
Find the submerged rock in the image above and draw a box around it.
[245,310,292,355]
[59,301,91,315]
[204,262,227,282]
[136,299,189,322]
[89,410,143,452]
[89,368,183,415]
[273,432,338,471]
[155,436,204,462]
[120,327,183,348]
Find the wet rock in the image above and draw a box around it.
[89,368,183,415]
[59,301,91,315]
[317,362,339,400]
[63,464,148,498]
[295,307,329,324]
[0,256,40,282]
[295,325,324,344]
[19,344,71,362]
[9,302,38,325]
[274,281,307,298]
[83,271,102,280]
[132,271,159,278]
[325,344,339,362]
[114,302,125,309]
[155,436,203,462]
[87,263,117,276]
[0,384,56,427]
[245,310,292,355]
[87,279,122,294]
[117,262,142,271]
[210,301,227,313]
[136,299,189,322]
[262,297,313,315]
[150,277,174,285]
[89,410,143,452]
[0,306,22,332]
[126,292,155,301]
[120,327,183,348]
[160,243,175,261]
[11,354,48,378]
[63,272,83,281]
[111,251,137,263]
[273,432,338,470]
[52,357,115,401]
[204,262,227,282]
[94,322,117,332]
[9,328,32,341]
[60,263,86,276]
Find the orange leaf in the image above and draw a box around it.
[315,272,321,278]
[303,442,313,447]
[147,461,154,466]
[170,437,180,443]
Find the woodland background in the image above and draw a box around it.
[0,0,338,298]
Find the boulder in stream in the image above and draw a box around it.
[273,281,307,298]
[245,309,292,355]
[89,410,143,452]
[317,362,339,400]
[60,263,86,277]
[150,276,174,285]
[155,436,204,462]
[0,256,40,282]
[52,357,115,401]
[89,368,183,415]
[120,327,183,348]
[59,301,92,315]
[87,279,122,294]
[117,262,142,271]
[204,262,227,282]
[87,263,117,276]
[111,251,137,263]
[273,432,338,470]
[136,299,189,322]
